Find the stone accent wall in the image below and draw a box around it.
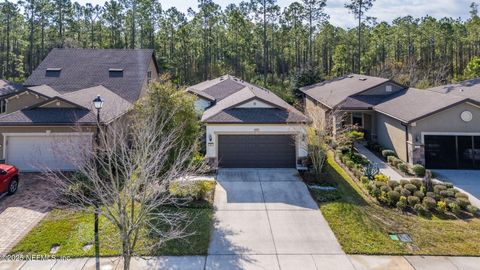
[411,143,425,166]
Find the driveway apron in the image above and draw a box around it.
[207,168,344,270]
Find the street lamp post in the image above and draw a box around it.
[92,95,103,270]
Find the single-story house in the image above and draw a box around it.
[188,75,308,168]
[0,48,159,172]
[301,74,480,170]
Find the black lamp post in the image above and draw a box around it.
[92,95,103,270]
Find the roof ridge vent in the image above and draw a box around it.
[220,76,224,81]
[347,75,354,78]
[359,77,367,81]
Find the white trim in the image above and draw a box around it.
[421,132,480,144]
[2,132,94,161]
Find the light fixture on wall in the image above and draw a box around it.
[208,134,213,142]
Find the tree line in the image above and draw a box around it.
[2,0,480,100]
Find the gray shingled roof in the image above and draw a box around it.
[373,88,467,123]
[0,80,23,97]
[205,108,307,123]
[427,78,480,102]
[0,108,96,125]
[27,85,60,98]
[196,75,307,124]
[337,94,396,110]
[300,74,390,108]
[25,48,155,103]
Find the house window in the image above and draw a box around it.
[109,68,124,78]
[386,85,392,92]
[0,99,5,114]
[45,68,62,77]
[352,112,363,127]
[147,71,152,83]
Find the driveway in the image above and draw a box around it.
[434,170,480,207]
[207,168,345,270]
[0,174,55,255]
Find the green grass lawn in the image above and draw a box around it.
[313,152,480,256]
[11,181,215,257]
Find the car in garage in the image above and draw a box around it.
[0,164,19,196]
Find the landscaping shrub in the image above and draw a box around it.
[443,197,455,206]
[423,197,437,210]
[444,182,454,189]
[378,191,389,204]
[404,183,417,193]
[346,160,355,169]
[455,192,469,199]
[360,176,370,184]
[407,196,420,206]
[426,192,435,198]
[382,149,397,158]
[440,190,455,198]
[449,202,461,215]
[380,185,392,193]
[437,201,447,213]
[352,168,363,179]
[387,191,401,206]
[392,158,403,167]
[394,186,403,193]
[374,181,387,189]
[412,164,425,176]
[414,190,425,200]
[370,186,381,198]
[399,179,410,187]
[397,162,408,173]
[397,196,407,211]
[400,188,412,197]
[387,156,397,165]
[169,180,216,202]
[414,203,428,216]
[374,173,389,183]
[433,184,447,194]
[456,197,471,209]
[410,179,423,189]
[387,180,399,189]
[467,205,479,215]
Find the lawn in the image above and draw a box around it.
[11,181,215,257]
[312,152,480,256]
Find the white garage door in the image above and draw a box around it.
[5,133,93,172]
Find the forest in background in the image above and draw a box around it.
[2,0,480,102]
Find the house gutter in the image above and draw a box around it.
[401,122,409,163]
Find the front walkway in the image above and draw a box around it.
[355,144,405,180]
[0,174,53,255]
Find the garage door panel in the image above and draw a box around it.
[425,135,480,170]
[6,134,92,172]
[218,135,296,168]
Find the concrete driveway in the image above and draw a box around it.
[207,168,345,270]
[434,170,480,207]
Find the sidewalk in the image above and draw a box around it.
[1,254,478,270]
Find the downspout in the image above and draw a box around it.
[401,122,409,163]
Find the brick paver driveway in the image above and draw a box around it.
[0,174,55,255]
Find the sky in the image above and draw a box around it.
[18,0,477,28]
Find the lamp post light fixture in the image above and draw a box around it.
[92,95,103,270]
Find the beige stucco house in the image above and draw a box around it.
[0,49,159,172]
[188,75,308,168]
[301,74,480,170]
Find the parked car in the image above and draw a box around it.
[0,164,19,195]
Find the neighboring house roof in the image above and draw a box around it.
[300,74,391,108]
[191,75,307,124]
[25,48,156,103]
[373,88,469,123]
[0,80,23,97]
[27,85,60,98]
[427,78,480,102]
[0,108,96,125]
[337,95,395,110]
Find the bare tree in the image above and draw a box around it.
[44,104,201,270]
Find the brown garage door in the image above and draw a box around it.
[218,135,296,168]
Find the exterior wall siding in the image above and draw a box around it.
[375,113,408,162]
[304,96,329,130]
[236,99,273,108]
[205,124,307,165]
[40,100,78,108]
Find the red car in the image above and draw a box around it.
[0,164,19,196]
